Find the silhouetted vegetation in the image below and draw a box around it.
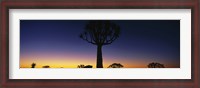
[77,64,85,68]
[77,64,93,68]
[84,65,93,68]
[148,62,165,68]
[42,65,50,68]
[108,63,124,68]
[80,21,120,68]
[31,62,36,68]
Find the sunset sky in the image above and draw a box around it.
[20,20,180,68]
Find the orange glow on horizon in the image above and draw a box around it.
[20,53,179,68]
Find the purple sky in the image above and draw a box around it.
[20,20,180,68]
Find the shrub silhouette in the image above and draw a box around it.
[83,65,93,68]
[148,62,165,68]
[80,21,120,68]
[77,64,85,68]
[31,62,36,68]
[42,65,50,68]
[77,64,93,68]
[108,63,124,68]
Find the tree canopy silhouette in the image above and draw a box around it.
[31,62,36,68]
[80,21,120,68]
[108,63,124,68]
[148,62,165,68]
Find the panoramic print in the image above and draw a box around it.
[20,20,180,68]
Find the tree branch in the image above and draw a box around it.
[80,33,96,45]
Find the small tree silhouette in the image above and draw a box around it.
[148,62,165,68]
[31,62,36,68]
[77,64,93,68]
[80,21,120,68]
[77,64,85,68]
[84,65,93,68]
[108,63,124,68]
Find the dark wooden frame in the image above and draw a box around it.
[0,0,199,88]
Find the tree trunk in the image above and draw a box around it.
[96,45,103,68]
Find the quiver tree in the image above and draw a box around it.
[148,62,165,68]
[108,63,124,68]
[31,62,36,68]
[80,21,120,68]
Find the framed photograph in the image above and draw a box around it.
[1,0,199,88]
